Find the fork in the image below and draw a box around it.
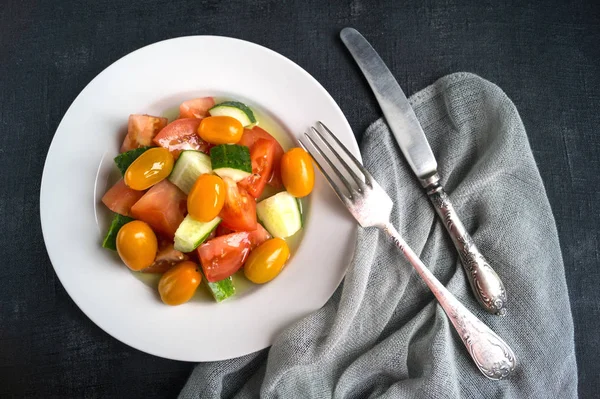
[299,121,516,380]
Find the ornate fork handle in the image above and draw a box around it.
[383,223,516,379]
[421,174,507,316]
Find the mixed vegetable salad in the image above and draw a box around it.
[101,97,314,305]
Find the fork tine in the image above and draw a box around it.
[303,132,355,196]
[311,126,368,192]
[317,121,374,186]
[298,133,352,205]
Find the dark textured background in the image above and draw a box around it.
[1,0,598,397]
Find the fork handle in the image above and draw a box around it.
[383,223,516,380]
[421,174,507,316]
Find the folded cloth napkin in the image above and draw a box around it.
[180,72,578,398]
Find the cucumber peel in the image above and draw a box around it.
[209,101,256,127]
[210,145,252,182]
[102,213,134,250]
[205,276,236,302]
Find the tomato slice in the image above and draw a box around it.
[101,179,145,217]
[141,239,189,274]
[218,177,257,232]
[238,127,284,187]
[248,223,271,248]
[153,118,212,158]
[179,97,215,119]
[121,114,168,153]
[238,138,276,198]
[198,232,252,282]
[130,179,187,239]
[197,224,272,282]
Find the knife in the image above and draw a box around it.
[340,27,507,316]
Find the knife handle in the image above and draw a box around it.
[421,174,507,316]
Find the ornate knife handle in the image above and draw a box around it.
[421,174,507,316]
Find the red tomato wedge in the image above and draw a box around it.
[130,180,187,239]
[121,114,168,153]
[141,240,188,274]
[238,138,276,198]
[179,97,215,119]
[218,177,257,232]
[248,223,272,248]
[197,225,270,282]
[153,118,212,159]
[101,179,144,217]
[239,126,284,187]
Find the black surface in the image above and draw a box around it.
[1,0,598,397]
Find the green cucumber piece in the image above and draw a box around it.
[256,191,302,238]
[102,214,134,250]
[210,144,252,182]
[209,101,256,127]
[168,150,212,194]
[113,146,151,176]
[205,276,236,302]
[174,215,221,253]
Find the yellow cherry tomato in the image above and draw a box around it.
[280,147,315,198]
[158,261,202,306]
[244,238,290,284]
[197,115,244,144]
[124,147,174,190]
[187,174,226,222]
[116,221,158,271]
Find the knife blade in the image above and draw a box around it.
[340,28,437,180]
[340,27,508,315]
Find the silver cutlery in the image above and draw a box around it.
[340,27,507,316]
[300,122,516,380]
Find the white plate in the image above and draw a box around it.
[40,36,359,361]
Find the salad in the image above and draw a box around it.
[100,97,315,305]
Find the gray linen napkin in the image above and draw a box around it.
[180,72,577,398]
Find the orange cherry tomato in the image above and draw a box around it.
[116,221,158,271]
[197,116,244,145]
[124,147,174,190]
[158,261,202,306]
[280,147,315,198]
[187,174,226,222]
[244,238,290,284]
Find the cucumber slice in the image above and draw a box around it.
[168,150,212,194]
[102,213,134,250]
[205,276,236,302]
[256,191,302,238]
[113,146,151,176]
[209,101,256,127]
[174,215,221,253]
[210,144,252,182]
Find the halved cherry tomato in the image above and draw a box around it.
[244,238,290,284]
[101,179,145,217]
[187,174,226,222]
[158,261,202,305]
[130,180,187,239]
[280,147,315,198]
[141,239,188,274]
[218,177,257,231]
[197,116,244,145]
[124,147,174,190]
[116,221,158,271]
[238,138,276,198]
[197,225,271,282]
[153,118,212,158]
[179,97,215,119]
[121,114,168,153]
[239,127,284,187]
